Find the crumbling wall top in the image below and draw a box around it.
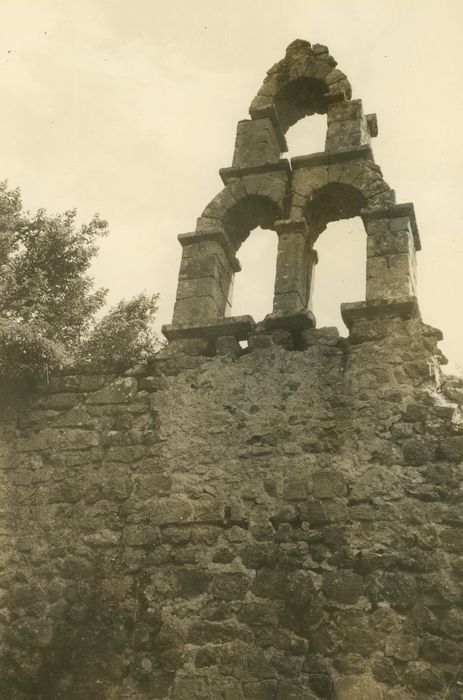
[249,40,352,136]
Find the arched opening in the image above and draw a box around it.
[304,182,367,237]
[223,194,281,250]
[285,114,327,160]
[222,195,281,323]
[312,217,365,331]
[303,183,368,331]
[274,77,327,132]
[230,227,278,321]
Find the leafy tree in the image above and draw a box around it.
[78,293,160,367]
[0,181,108,352]
[0,180,161,381]
[0,321,67,382]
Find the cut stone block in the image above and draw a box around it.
[232,118,281,168]
[172,296,223,325]
[366,252,416,300]
[325,121,369,153]
[340,296,420,330]
[179,253,233,301]
[273,291,305,314]
[176,277,231,315]
[263,309,316,331]
[367,229,414,258]
[325,100,370,153]
[362,203,421,251]
[162,315,255,342]
[178,233,240,272]
[326,98,365,123]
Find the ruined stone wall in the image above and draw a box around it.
[1,37,462,700]
[1,314,463,699]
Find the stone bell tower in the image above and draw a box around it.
[162,39,420,352]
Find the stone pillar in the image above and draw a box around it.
[172,231,240,326]
[362,204,420,302]
[232,117,283,168]
[325,98,377,153]
[272,219,317,314]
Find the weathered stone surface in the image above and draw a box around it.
[322,570,364,604]
[144,497,195,526]
[439,435,463,461]
[385,633,419,660]
[86,377,137,404]
[232,118,281,168]
[312,468,346,498]
[404,660,444,694]
[366,252,416,300]
[334,675,383,699]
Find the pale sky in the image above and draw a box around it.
[1,1,462,371]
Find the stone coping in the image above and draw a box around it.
[219,159,291,185]
[218,143,375,184]
[290,144,374,169]
[162,315,256,342]
[340,296,420,330]
[263,309,316,332]
[361,203,421,251]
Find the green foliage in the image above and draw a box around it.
[0,321,66,381]
[0,180,161,381]
[78,294,160,367]
[0,181,108,351]
[0,180,110,380]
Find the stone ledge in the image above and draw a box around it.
[291,144,374,169]
[177,230,242,272]
[263,309,316,332]
[361,202,421,251]
[340,296,420,330]
[162,316,256,342]
[219,159,291,185]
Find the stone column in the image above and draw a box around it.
[172,231,240,326]
[362,204,420,302]
[325,98,377,153]
[272,219,317,314]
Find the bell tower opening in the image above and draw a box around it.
[312,216,365,330]
[285,114,327,160]
[230,226,278,321]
